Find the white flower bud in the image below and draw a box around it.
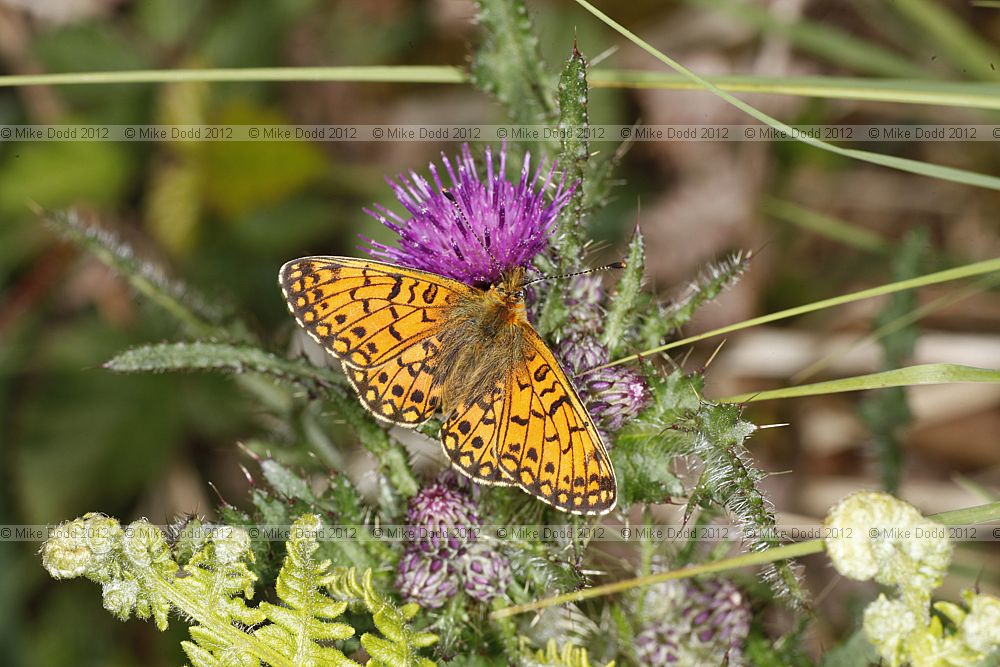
[863,594,918,667]
[960,593,1000,655]
[824,491,952,597]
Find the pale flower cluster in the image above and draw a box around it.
[824,491,1000,667]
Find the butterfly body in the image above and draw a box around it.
[280,257,616,515]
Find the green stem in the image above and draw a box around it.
[573,0,1000,191]
[597,256,1000,370]
[492,500,1000,619]
[2,67,999,111]
[718,363,1000,404]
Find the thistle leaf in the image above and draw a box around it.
[37,207,226,337]
[661,250,752,334]
[859,227,927,493]
[104,341,345,391]
[471,0,555,125]
[601,227,645,356]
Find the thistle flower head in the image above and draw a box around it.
[395,551,459,609]
[364,143,574,285]
[461,542,512,603]
[406,481,480,557]
[636,578,751,666]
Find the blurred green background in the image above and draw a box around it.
[1,1,999,665]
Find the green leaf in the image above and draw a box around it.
[202,103,327,218]
[608,255,1000,368]
[764,199,890,253]
[255,516,359,666]
[688,0,925,78]
[38,208,225,337]
[327,568,440,666]
[104,341,345,390]
[601,227,644,357]
[261,460,316,503]
[719,363,1000,403]
[471,0,555,125]
[659,250,751,334]
[0,141,132,215]
[892,0,1000,81]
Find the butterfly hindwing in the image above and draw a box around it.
[441,385,515,486]
[279,256,472,369]
[343,336,443,426]
[440,330,616,515]
[495,331,616,515]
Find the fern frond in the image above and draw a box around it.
[522,638,615,667]
[326,567,438,667]
[253,516,358,666]
[41,513,438,667]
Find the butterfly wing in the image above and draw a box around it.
[279,257,473,426]
[441,385,515,487]
[441,328,616,515]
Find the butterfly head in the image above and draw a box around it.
[491,266,529,305]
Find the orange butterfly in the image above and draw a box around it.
[279,256,617,515]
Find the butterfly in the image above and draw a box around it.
[279,256,617,515]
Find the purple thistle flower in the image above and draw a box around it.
[635,624,683,665]
[461,543,512,603]
[636,578,752,666]
[406,481,479,557]
[396,550,459,609]
[580,366,650,433]
[364,143,575,285]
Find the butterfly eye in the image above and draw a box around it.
[513,289,525,300]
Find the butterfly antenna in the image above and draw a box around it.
[522,261,626,288]
[442,189,501,272]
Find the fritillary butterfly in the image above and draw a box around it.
[279,256,616,515]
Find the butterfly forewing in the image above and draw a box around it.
[280,257,473,426]
[279,257,471,370]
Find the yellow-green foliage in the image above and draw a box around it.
[41,514,437,667]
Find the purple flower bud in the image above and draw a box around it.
[636,578,752,666]
[636,625,683,665]
[583,365,649,432]
[364,143,575,286]
[461,543,512,603]
[395,550,459,609]
[406,482,479,557]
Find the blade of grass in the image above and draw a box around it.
[3,67,999,111]
[792,274,1000,383]
[597,256,1000,370]
[491,500,1000,619]
[588,72,1000,111]
[764,199,890,253]
[717,363,1000,404]
[689,0,926,78]
[0,66,468,87]
[573,0,1000,192]
[892,0,1000,81]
